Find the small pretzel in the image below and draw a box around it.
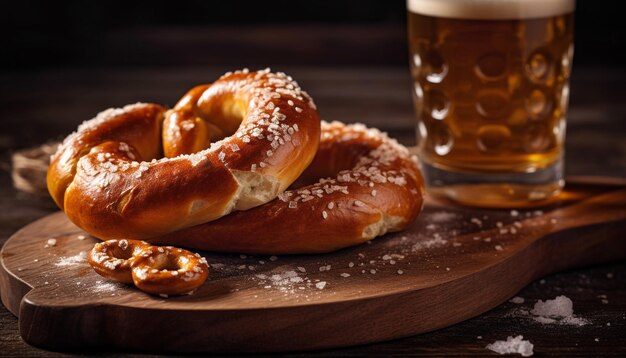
[88,240,208,296]
[88,239,150,284]
[131,246,209,296]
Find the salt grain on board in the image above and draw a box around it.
[430,211,457,223]
[46,238,57,247]
[55,252,88,266]
[92,280,122,293]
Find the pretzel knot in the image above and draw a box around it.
[88,239,208,296]
[48,69,320,240]
[49,69,425,254]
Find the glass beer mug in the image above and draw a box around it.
[407,0,575,207]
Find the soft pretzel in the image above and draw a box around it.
[87,239,209,296]
[47,69,321,240]
[150,121,425,254]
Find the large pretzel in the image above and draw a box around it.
[47,69,320,240]
[150,121,425,254]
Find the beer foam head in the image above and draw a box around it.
[407,0,575,20]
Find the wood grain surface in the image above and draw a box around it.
[1,177,625,353]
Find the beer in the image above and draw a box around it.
[407,0,575,207]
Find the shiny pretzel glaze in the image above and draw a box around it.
[47,69,321,240]
[151,121,426,254]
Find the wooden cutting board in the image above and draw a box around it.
[1,176,625,353]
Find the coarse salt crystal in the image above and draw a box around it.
[46,238,57,247]
[316,281,327,289]
[486,335,534,357]
[531,295,573,317]
[118,239,128,250]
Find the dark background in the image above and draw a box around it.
[1,0,624,70]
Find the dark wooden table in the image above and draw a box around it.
[1,66,625,356]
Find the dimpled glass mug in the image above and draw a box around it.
[407,0,575,207]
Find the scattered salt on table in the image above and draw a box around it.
[531,295,573,317]
[529,295,590,326]
[486,335,534,357]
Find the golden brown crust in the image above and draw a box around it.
[150,121,425,254]
[47,69,321,240]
